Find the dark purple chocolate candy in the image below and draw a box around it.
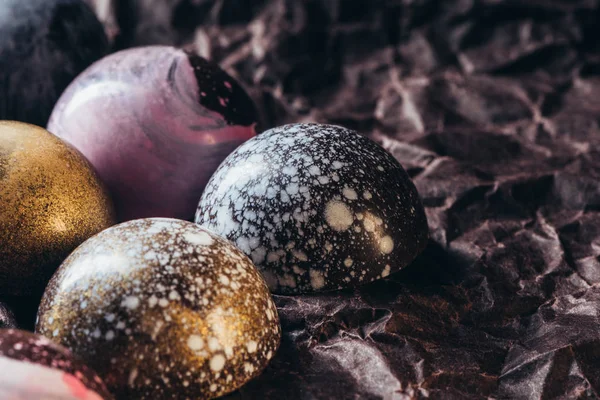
[0,0,108,126]
[0,329,113,399]
[196,123,429,294]
[47,46,259,222]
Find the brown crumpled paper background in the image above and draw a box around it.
[85,0,600,398]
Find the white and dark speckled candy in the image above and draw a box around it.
[0,329,113,400]
[36,218,281,400]
[195,123,429,293]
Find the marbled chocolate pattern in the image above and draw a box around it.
[47,46,258,222]
[37,218,281,400]
[196,123,429,293]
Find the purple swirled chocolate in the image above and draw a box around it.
[47,46,258,222]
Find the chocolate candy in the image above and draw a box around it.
[0,121,116,296]
[196,123,429,293]
[37,218,281,399]
[0,329,113,399]
[47,46,259,222]
[0,0,108,126]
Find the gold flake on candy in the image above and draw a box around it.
[36,218,281,400]
[0,121,116,296]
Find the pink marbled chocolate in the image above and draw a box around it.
[48,46,258,222]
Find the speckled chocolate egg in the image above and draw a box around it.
[0,0,108,126]
[36,218,281,400]
[0,329,113,399]
[0,303,17,329]
[196,123,429,294]
[47,46,259,222]
[0,121,116,296]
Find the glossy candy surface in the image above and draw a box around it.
[48,46,259,222]
[0,0,108,126]
[0,121,116,296]
[196,123,429,293]
[37,218,281,399]
[0,329,113,400]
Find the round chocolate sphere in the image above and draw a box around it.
[0,329,113,399]
[36,218,281,399]
[0,121,116,296]
[47,45,259,222]
[0,0,108,126]
[0,303,17,329]
[196,123,429,294]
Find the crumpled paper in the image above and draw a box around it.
[85,0,600,398]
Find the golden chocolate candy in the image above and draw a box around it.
[36,218,281,399]
[0,121,115,296]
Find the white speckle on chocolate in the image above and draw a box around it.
[158,298,169,308]
[121,296,140,310]
[184,231,214,246]
[148,295,158,308]
[380,236,394,254]
[309,269,326,290]
[187,335,205,352]
[324,200,353,232]
[208,337,221,351]
[219,275,230,286]
[247,341,258,353]
[36,218,281,400]
[318,176,330,185]
[129,368,138,387]
[343,187,358,200]
[362,213,377,232]
[382,265,391,277]
[210,355,226,372]
[195,123,429,294]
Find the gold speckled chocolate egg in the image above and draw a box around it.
[36,218,281,400]
[0,121,115,296]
